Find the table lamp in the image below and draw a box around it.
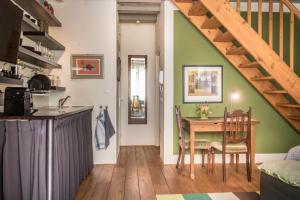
[230,89,240,112]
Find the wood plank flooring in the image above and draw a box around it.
[76,146,260,200]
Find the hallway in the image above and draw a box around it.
[75,146,260,200]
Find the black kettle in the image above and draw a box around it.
[28,74,51,91]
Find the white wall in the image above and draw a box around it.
[162,0,176,164]
[158,2,165,160]
[119,23,159,146]
[49,0,118,164]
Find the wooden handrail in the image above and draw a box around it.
[282,0,300,20]
[220,0,300,72]
[228,0,300,72]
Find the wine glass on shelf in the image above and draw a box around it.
[51,51,55,62]
[41,46,46,57]
[36,42,42,53]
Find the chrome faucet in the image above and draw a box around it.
[58,96,71,109]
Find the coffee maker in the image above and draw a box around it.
[4,87,33,115]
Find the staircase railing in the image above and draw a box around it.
[230,0,300,72]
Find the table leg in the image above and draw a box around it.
[230,154,234,164]
[250,125,256,171]
[190,128,195,179]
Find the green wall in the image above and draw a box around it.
[173,11,300,154]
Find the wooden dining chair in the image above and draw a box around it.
[175,105,212,173]
[211,107,252,182]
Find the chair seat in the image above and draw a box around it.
[185,141,211,150]
[211,141,247,153]
[184,139,209,143]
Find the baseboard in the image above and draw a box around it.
[163,153,287,165]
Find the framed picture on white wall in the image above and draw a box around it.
[183,65,223,103]
[71,54,104,79]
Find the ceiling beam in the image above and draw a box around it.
[118,2,161,15]
[119,13,157,23]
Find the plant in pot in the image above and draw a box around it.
[196,103,210,119]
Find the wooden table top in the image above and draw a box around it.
[183,117,260,124]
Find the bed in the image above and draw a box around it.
[259,146,300,200]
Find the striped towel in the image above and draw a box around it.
[156,192,260,200]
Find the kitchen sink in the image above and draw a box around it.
[37,106,85,111]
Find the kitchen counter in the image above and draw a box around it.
[0,106,93,120]
[0,106,94,200]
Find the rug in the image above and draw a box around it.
[156,192,260,200]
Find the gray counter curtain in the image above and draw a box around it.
[52,111,93,200]
[0,120,47,200]
[0,110,93,200]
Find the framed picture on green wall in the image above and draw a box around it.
[183,65,223,103]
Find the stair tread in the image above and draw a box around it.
[277,103,300,108]
[189,1,208,16]
[264,90,288,94]
[214,31,234,42]
[227,46,248,55]
[201,16,222,29]
[251,76,273,81]
[288,115,300,121]
[239,61,260,68]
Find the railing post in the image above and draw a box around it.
[247,0,252,25]
[258,0,262,36]
[290,11,295,70]
[236,0,241,14]
[279,0,284,59]
[269,0,273,48]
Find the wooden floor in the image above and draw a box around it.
[75,146,260,200]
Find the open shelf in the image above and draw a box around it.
[0,76,23,86]
[50,86,66,91]
[31,92,50,96]
[31,86,66,94]
[22,16,40,32]
[18,46,62,69]
[14,0,62,27]
[23,32,65,51]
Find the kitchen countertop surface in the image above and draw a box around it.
[0,106,94,120]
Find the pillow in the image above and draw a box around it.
[258,160,300,188]
[285,145,300,161]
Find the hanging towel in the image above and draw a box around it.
[95,108,106,150]
[104,107,115,149]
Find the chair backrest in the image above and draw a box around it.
[223,107,251,146]
[175,105,185,146]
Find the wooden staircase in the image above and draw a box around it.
[173,0,300,132]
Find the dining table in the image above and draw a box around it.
[182,117,260,179]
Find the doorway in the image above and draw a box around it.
[119,22,159,146]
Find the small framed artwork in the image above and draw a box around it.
[71,54,104,79]
[183,65,223,103]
